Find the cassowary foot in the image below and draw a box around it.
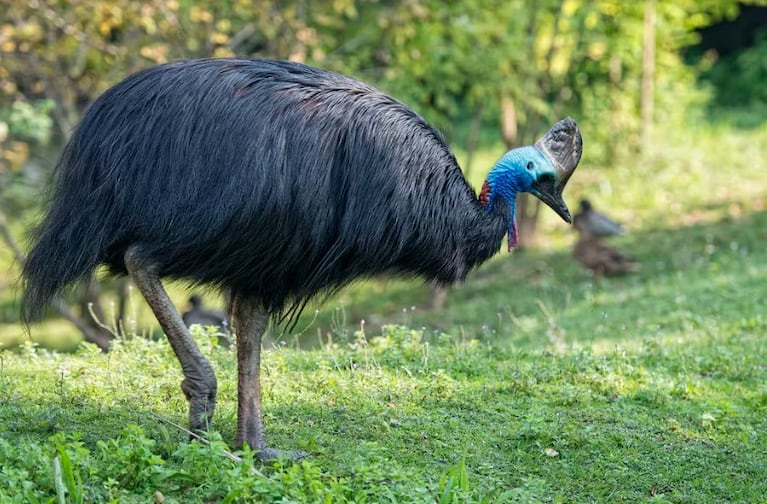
[256,447,310,462]
[180,377,218,433]
[235,421,309,462]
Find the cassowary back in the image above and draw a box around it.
[22,58,504,322]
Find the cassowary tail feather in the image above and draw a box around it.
[21,139,110,325]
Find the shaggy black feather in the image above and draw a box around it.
[22,58,508,324]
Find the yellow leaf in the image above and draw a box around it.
[99,21,112,36]
[140,44,169,64]
[17,22,43,41]
[212,47,234,58]
[0,24,15,37]
[3,141,30,172]
[210,32,229,45]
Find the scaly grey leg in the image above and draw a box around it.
[232,294,307,461]
[125,245,217,433]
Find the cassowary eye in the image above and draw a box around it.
[526,161,534,170]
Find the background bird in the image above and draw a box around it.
[21,58,582,459]
[572,198,638,275]
[572,199,625,238]
[181,294,231,348]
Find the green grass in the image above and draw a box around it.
[1,121,767,501]
[1,323,765,502]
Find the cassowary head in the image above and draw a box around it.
[482,118,582,249]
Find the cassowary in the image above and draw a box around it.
[21,58,582,459]
[182,295,231,347]
[572,199,638,275]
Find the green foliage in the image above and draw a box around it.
[1,0,764,243]
[1,100,54,146]
[0,99,56,214]
[436,457,471,504]
[1,317,766,501]
[1,0,761,166]
[698,26,767,127]
[724,28,767,104]
[54,440,85,504]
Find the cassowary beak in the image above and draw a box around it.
[531,176,573,223]
[532,117,583,224]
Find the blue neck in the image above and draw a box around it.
[484,156,527,250]
[484,166,520,214]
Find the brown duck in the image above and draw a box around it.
[572,199,639,276]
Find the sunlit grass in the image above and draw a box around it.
[2,323,765,501]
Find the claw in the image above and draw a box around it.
[256,447,310,462]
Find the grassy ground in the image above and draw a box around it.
[1,321,765,502]
[1,121,766,501]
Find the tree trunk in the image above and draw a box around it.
[52,297,114,352]
[516,193,541,249]
[500,94,518,148]
[427,284,449,311]
[462,101,485,179]
[607,56,623,162]
[641,0,656,154]
[116,277,131,329]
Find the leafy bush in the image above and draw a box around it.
[699,26,767,125]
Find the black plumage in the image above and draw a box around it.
[21,58,581,458]
[23,58,503,324]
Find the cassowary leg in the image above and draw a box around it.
[232,294,307,461]
[124,246,218,433]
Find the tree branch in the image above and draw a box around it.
[0,210,26,267]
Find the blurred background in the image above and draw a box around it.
[1,0,766,351]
